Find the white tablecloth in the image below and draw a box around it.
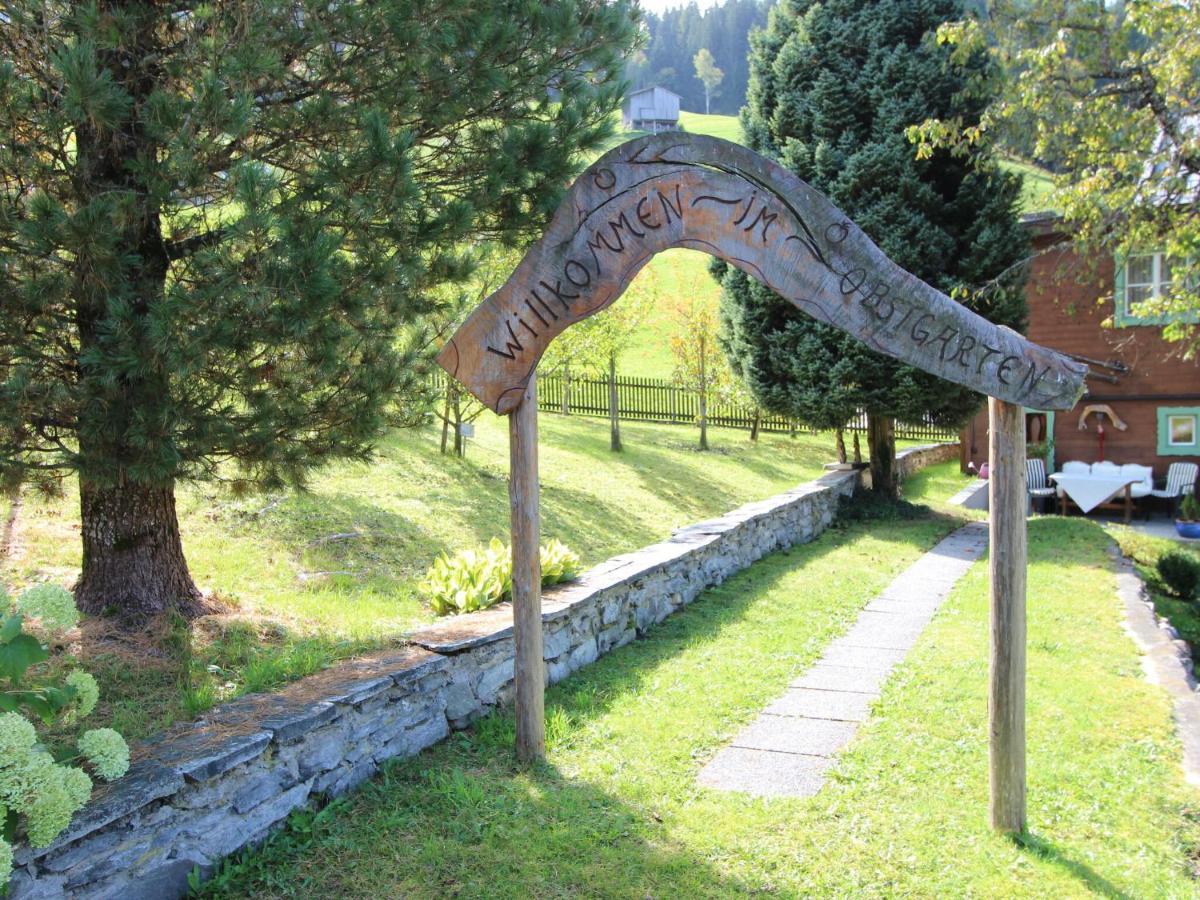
[1048,474,1139,513]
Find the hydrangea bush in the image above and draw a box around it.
[1,584,130,888]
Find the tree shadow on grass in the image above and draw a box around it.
[546,507,960,728]
[203,749,750,898]
[1014,832,1134,900]
[198,514,965,897]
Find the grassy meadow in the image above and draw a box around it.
[4,415,894,745]
[599,114,1059,380]
[195,473,1200,898]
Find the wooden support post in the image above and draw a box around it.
[509,373,545,762]
[988,397,1027,834]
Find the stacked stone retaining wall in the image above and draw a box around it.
[8,444,954,899]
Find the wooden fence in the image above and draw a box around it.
[433,371,959,443]
[538,373,957,441]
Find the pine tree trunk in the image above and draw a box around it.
[440,382,453,454]
[866,413,897,498]
[451,390,466,457]
[750,407,760,442]
[75,476,206,621]
[853,431,862,464]
[608,355,622,452]
[562,365,571,416]
[698,352,709,450]
[835,427,847,464]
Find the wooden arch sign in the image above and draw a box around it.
[437,134,1089,836]
[438,134,1087,414]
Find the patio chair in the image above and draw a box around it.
[1120,463,1155,520]
[1150,462,1199,518]
[1026,458,1056,513]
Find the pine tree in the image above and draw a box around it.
[0,0,636,622]
[718,0,1028,496]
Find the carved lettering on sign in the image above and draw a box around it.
[443,134,1087,414]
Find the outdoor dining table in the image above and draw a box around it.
[1048,472,1141,524]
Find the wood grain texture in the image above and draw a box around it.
[988,398,1027,834]
[509,374,545,762]
[437,134,1088,414]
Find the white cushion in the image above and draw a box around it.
[1120,463,1154,487]
[1061,461,1090,474]
[1130,484,1152,498]
[1092,461,1120,476]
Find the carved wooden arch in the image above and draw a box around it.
[438,133,1088,413]
[439,136,1083,827]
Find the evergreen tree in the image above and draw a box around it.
[718,0,1028,496]
[0,0,636,621]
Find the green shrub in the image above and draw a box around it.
[1,588,130,888]
[1157,550,1200,600]
[1180,493,1200,522]
[420,538,582,616]
[540,539,582,585]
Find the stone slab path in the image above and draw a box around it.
[698,522,989,798]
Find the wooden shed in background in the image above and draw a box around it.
[622,86,681,133]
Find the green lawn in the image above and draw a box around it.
[194,504,1200,898]
[678,110,745,144]
[4,415,871,745]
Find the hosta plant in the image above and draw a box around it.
[539,539,582,585]
[420,539,582,616]
[1,585,130,888]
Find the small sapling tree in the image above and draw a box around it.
[670,297,731,451]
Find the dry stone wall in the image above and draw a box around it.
[8,445,952,899]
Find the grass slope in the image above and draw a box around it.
[599,115,1058,379]
[5,416,862,744]
[194,499,1200,898]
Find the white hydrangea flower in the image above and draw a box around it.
[24,763,92,848]
[77,729,130,782]
[0,712,37,759]
[65,671,99,719]
[16,584,79,632]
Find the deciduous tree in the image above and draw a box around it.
[909,0,1200,355]
[670,297,731,451]
[693,48,724,115]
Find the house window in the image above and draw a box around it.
[1157,407,1200,456]
[1115,252,1197,326]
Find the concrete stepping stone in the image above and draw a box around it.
[697,747,833,798]
[698,522,987,799]
[763,688,875,722]
[733,714,859,756]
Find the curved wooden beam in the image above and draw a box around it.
[438,134,1088,414]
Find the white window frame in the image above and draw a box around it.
[1122,252,1173,318]
[1168,414,1197,448]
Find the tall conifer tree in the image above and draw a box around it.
[716,0,1028,495]
[0,0,636,620]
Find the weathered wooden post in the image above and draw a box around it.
[509,373,546,762]
[988,397,1027,834]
